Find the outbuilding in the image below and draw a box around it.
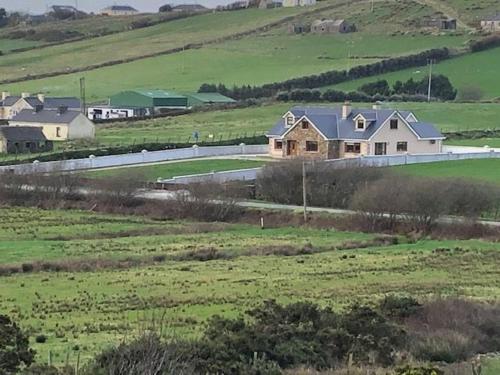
[0,126,53,154]
[185,93,236,107]
[110,90,188,114]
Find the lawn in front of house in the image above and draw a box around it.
[393,159,500,184]
[83,158,266,181]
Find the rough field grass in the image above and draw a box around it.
[83,158,265,181]
[448,138,500,148]
[329,47,500,99]
[0,38,38,52]
[0,31,468,101]
[95,102,500,146]
[393,159,500,184]
[1,206,500,365]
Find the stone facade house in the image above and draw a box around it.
[0,126,53,154]
[267,104,444,159]
[481,14,500,32]
[311,19,354,34]
[9,107,95,141]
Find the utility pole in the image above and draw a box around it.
[302,161,308,223]
[427,59,433,102]
[371,0,374,12]
[79,77,86,115]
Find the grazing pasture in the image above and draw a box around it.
[1,206,500,365]
[330,47,500,99]
[393,159,500,184]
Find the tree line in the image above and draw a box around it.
[357,75,457,100]
[198,48,452,100]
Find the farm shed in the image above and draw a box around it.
[185,93,236,107]
[0,126,53,154]
[110,90,188,113]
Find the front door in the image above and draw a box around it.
[287,140,298,156]
[374,142,387,156]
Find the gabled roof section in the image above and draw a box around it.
[11,109,82,124]
[44,97,81,109]
[407,122,445,140]
[185,93,236,103]
[0,126,47,141]
[1,96,21,106]
[268,106,442,141]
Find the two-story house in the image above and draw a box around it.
[267,103,445,159]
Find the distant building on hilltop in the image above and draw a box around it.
[481,13,500,32]
[100,5,139,16]
[171,4,208,12]
[311,19,355,34]
[426,17,457,30]
[282,0,315,7]
[258,0,282,9]
[288,22,311,34]
[0,92,80,120]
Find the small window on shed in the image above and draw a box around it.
[430,140,436,145]
[56,127,61,137]
[390,119,398,129]
[306,141,318,152]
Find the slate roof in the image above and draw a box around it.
[483,13,500,21]
[1,96,21,106]
[43,97,81,109]
[0,126,47,141]
[24,97,43,107]
[267,106,444,140]
[103,5,138,11]
[10,109,82,124]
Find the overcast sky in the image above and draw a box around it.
[0,0,225,13]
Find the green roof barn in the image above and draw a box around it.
[185,93,236,107]
[110,90,188,109]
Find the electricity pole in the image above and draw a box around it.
[427,59,434,102]
[79,77,86,115]
[302,161,308,222]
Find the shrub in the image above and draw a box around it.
[379,295,422,319]
[0,315,36,374]
[35,334,47,344]
[457,85,484,101]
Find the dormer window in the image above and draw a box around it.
[301,120,309,129]
[286,116,295,126]
[390,119,398,130]
[356,119,365,130]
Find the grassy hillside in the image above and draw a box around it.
[95,102,500,146]
[329,47,500,99]
[1,206,499,363]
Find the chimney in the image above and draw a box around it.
[37,93,45,103]
[57,105,68,115]
[1,92,10,101]
[34,104,44,113]
[342,101,351,120]
[372,102,381,110]
[21,92,31,99]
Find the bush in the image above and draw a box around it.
[379,295,422,319]
[457,85,484,101]
[0,315,35,374]
[35,334,47,343]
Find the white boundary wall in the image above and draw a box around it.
[161,148,500,184]
[0,145,268,174]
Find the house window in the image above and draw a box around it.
[306,141,318,152]
[357,119,365,130]
[56,127,61,138]
[397,141,408,152]
[301,121,309,129]
[275,140,283,150]
[430,140,436,145]
[390,119,398,129]
[345,143,361,153]
[286,116,294,126]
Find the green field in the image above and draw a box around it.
[84,158,266,181]
[1,205,500,365]
[394,159,500,184]
[329,47,500,99]
[95,102,500,146]
[447,138,500,148]
[0,38,39,52]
